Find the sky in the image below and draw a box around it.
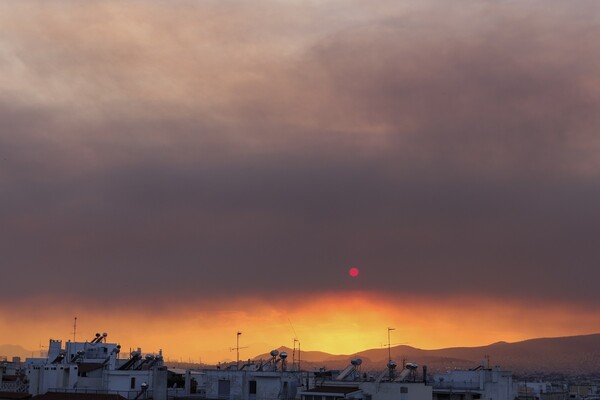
[1,0,600,363]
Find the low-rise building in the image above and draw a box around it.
[432,365,514,400]
[300,360,433,400]
[24,332,167,400]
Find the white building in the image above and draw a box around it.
[25,333,167,400]
[300,360,433,400]
[432,366,515,400]
[1,357,28,394]
[197,351,304,400]
[517,382,567,400]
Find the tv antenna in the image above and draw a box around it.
[39,341,47,357]
[387,327,395,363]
[230,331,247,369]
[382,328,407,361]
[73,317,78,342]
[288,318,301,371]
[293,338,301,371]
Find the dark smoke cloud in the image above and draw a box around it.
[1,1,599,306]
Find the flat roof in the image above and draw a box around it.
[32,393,126,400]
[0,392,32,400]
[301,386,361,395]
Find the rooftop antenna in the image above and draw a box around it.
[236,331,241,368]
[387,327,395,364]
[39,341,47,357]
[229,331,247,369]
[293,338,299,370]
[298,341,301,371]
[73,317,77,342]
[288,318,301,371]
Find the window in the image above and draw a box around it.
[131,377,136,389]
[282,382,289,399]
[249,381,257,395]
[218,379,231,399]
[400,386,408,400]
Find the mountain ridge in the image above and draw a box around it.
[253,333,600,375]
[0,344,35,360]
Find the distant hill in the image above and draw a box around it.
[254,346,372,370]
[0,344,34,360]
[253,334,600,375]
[255,346,353,363]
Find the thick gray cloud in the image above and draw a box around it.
[1,0,600,305]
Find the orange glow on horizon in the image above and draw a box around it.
[2,293,600,364]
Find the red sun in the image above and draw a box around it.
[349,267,360,277]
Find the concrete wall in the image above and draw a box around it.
[204,370,302,400]
[360,381,432,400]
[433,369,514,400]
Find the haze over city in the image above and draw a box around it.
[1,0,600,364]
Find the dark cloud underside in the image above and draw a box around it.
[1,0,599,305]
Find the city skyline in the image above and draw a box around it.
[1,0,600,363]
